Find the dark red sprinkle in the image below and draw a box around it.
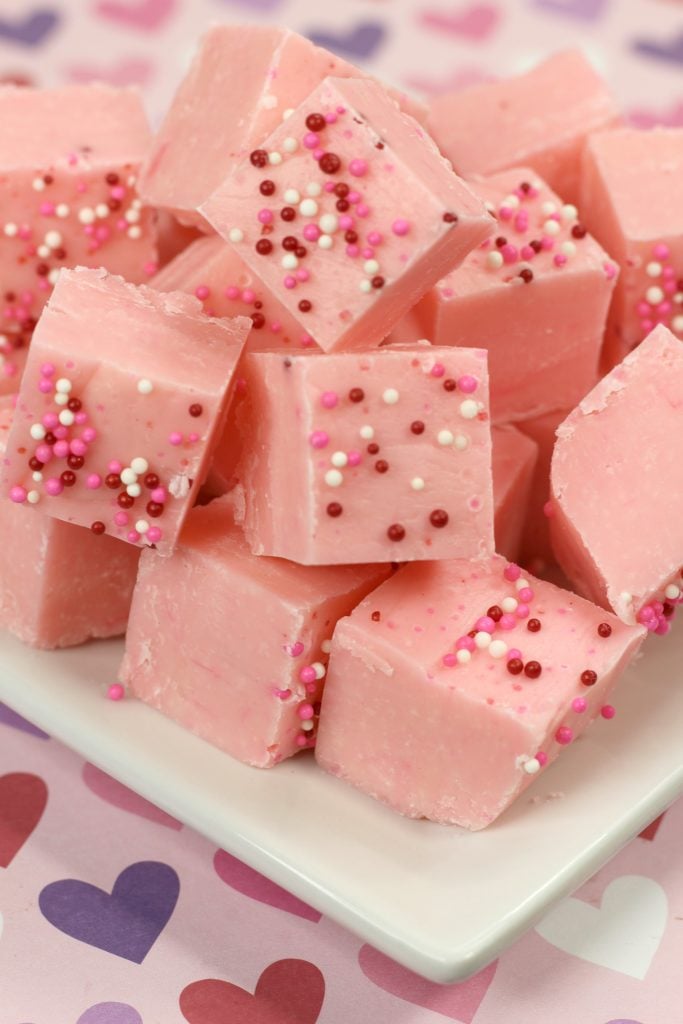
[28,456,43,471]
[36,263,49,277]
[298,299,312,313]
[487,605,503,622]
[581,670,597,686]
[597,622,612,637]
[43,174,54,185]
[253,300,263,309]
[336,199,350,212]
[60,470,76,487]
[520,269,534,283]
[295,246,307,259]
[371,276,385,289]
[529,239,543,253]
[495,237,507,248]
[507,658,524,676]
[319,152,341,175]
[44,431,56,445]
[410,420,425,435]
[67,397,82,412]
[527,618,541,632]
[375,460,389,473]
[443,212,458,223]
[146,501,164,518]
[255,238,273,255]
[468,630,478,639]
[571,224,587,239]
[105,473,121,489]
[259,180,276,196]
[443,379,456,391]
[251,312,266,329]
[105,172,119,185]
[367,442,379,455]
[67,455,84,470]
[387,523,405,542]
[663,601,675,618]
[344,230,358,244]
[348,387,364,403]
[371,610,381,622]
[53,247,66,260]
[282,235,298,251]
[281,206,296,221]
[189,404,203,417]
[524,661,542,679]
[429,509,449,528]
[520,181,531,193]
[250,149,268,168]
[305,112,326,132]
[326,501,343,518]
[108,199,121,212]
[91,521,105,535]
[334,182,350,198]
[144,473,159,489]
[117,492,134,509]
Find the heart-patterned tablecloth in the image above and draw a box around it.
[1,0,682,1020]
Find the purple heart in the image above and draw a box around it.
[534,0,608,19]
[0,702,50,739]
[307,22,386,61]
[634,33,683,67]
[77,1005,143,1024]
[0,9,60,46]
[606,1020,644,1024]
[39,861,180,963]
[218,0,284,10]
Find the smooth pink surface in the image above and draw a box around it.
[516,407,570,573]
[551,325,683,623]
[417,168,617,422]
[580,128,683,368]
[139,25,426,229]
[0,85,157,394]
[121,498,389,766]
[2,268,250,555]
[315,555,644,829]
[491,424,538,563]
[428,51,620,204]
[202,76,493,352]
[236,345,494,565]
[0,397,139,648]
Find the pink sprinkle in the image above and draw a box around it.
[303,224,320,242]
[543,500,555,518]
[520,245,535,260]
[127,530,141,543]
[541,236,555,251]
[499,614,517,630]
[339,215,354,231]
[349,158,368,177]
[476,615,496,634]
[303,132,319,149]
[146,527,162,544]
[392,218,410,236]
[321,391,338,409]
[144,262,158,277]
[39,201,55,216]
[150,487,167,503]
[325,111,337,124]
[313,148,324,161]
[663,266,676,279]
[114,511,129,526]
[53,440,69,458]
[169,432,183,446]
[653,243,670,260]
[9,485,26,504]
[309,430,329,449]
[43,412,59,429]
[536,751,548,767]
[361,247,374,260]
[284,276,297,289]
[82,427,96,443]
[430,363,445,378]
[504,563,521,582]
[257,209,273,224]
[518,587,534,603]
[367,231,382,246]
[498,205,513,221]
[242,289,256,303]
[107,683,125,702]
[195,285,210,301]
[296,269,310,282]
[188,432,199,443]
[571,697,588,714]
[38,379,53,394]
[501,244,518,264]
[296,735,308,748]
[271,322,282,333]
[35,444,52,463]
[655,619,671,636]
[455,635,476,652]
[298,702,315,720]
[299,666,317,684]
[108,460,122,474]
[514,212,529,232]
[347,450,362,467]
[443,653,457,667]
[348,190,360,204]
[516,604,530,619]
[54,426,68,440]
[507,648,522,661]
[70,439,87,456]
[324,182,336,193]
[226,286,240,300]
[555,726,573,745]
[553,253,568,267]
[45,478,63,497]
[287,641,304,658]
[346,245,359,258]
[356,204,369,218]
[457,375,478,394]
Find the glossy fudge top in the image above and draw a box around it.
[0,85,151,170]
[3,268,250,554]
[202,75,492,351]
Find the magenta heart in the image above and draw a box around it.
[214,849,321,922]
[359,945,497,1022]
[67,58,154,88]
[82,763,182,830]
[420,4,501,42]
[77,1004,143,1024]
[96,0,176,32]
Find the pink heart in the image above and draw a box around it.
[420,4,501,41]
[214,849,321,922]
[96,0,176,32]
[359,945,497,1022]
[82,763,182,831]
[67,58,154,88]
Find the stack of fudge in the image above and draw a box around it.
[1,27,682,830]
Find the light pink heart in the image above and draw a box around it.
[420,4,501,42]
[96,0,176,32]
[359,945,497,1022]
[82,763,182,831]
[67,58,154,88]
[213,849,321,922]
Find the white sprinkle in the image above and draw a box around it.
[284,188,301,205]
[454,433,469,451]
[364,259,380,275]
[560,241,576,257]
[460,399,478,419]
[135,519,150,534]
[27,490,40,505]
[262,94,278,109]
[325,469,343,487]
[561,204,578,222]
[501,596,518,613]
[54,393,68,406]
[45,230,63,249]
[359,279,372,293]
[32,177,46,192]
[515,578,530,592]
[359,425,374,440]
[132,199,142,210]
[120,468,138,486]
[78,207,95,225]
[282,137,298,153]
[48,268,61,286]
[331,451,348,468]
[665,583,681,600]
[58,409,75,426]
[32,472,43,483]
[410,477,425,491]
[456,649,471,664]
[228,228,244,243]
[672,314,683,333]
[137,378,153,395]
[301,720,314,731]
[282,107,295,120]
[124,207,140,223]
[674,292,683,305]
[541,201,557,217]
[543,219,560,236]
[306,182,322,197]
[268,151,283,166]
[131,457,148,475]
[502,193,520,210]
[523,758,541,775]
[382,388,399,405]
[486,251,504,270]
[489,640,508,659]
[56,378,72,394]
[646,261,662,278]
[299,198,318,217]
[321,639,332,653]
[55,204,70,218]
[437,429,454,446]
[318,235,333,250]
[30,424,46,440]
[127,483,142,498]
[3,222,17,237]
[127,226,142,240]
[281,253,298,270]
[646,285,664,305]
[319,213,339,235]
[474,631,492,649]
[312,662,326,680]
[37,245,50,259]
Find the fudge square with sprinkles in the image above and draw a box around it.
[0,85,158,394]
[3,267,250,555]
[235,345,494,565]
[202,75,493,352]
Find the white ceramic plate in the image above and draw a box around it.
[0,628,681,983]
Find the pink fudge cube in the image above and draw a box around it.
[581,128,683,368]
[550,325,683,627]
[492,425,538,563]
[236,346,494,565]
[315,555,645,829]
[427,51,620,204]
[202,76,493,352]
[415,169,618,422]
[516,407,571,573]
[139,25,426,230]
[121,498,389,766]
[2,268,250,555]
[0,398,139,648]
[0,85,157,393]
